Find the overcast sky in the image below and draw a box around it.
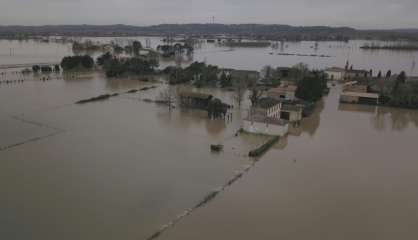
[0,0,417,29]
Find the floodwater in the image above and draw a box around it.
[1,38,418,75]
[0,71,265,240]
[1,38,418,240]
[159,86,418,240]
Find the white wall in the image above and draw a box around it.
[326,71,344,81]
[243,120,289,137]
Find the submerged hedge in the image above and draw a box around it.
[248,136,279,157]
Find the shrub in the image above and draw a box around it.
[61,55,94,70]
[248,136,279,157]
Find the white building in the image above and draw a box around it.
[280,104,303,122]
[325,67,346,81]
[243,97,289,136]
[251,97,282,119]
[243,115,289,137]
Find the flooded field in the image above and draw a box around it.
[1,38,418,75]
[1,38,418,240]
[159,86,418,240]
[0,71,266,239]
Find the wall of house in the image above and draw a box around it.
[253,104,281,118]
[340,95,359,103]
[267,104,281,118]
[243,120,289,137]
[280,110,303,122]
[343,85,368,92]
[326,71,344,81]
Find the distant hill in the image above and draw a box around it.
[1,24,418,41]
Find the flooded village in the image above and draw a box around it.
[1,32,418,240]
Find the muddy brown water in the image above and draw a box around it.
[1,38,418,75]
[0,72,266,240]
[1,39,418,240]
[159,85,418,240]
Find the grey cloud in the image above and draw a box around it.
[0,0,416,28]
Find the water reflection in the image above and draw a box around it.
[338,103,418,131]
[288,100,324,138]
[155,107,228,137]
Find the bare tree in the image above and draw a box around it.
[261,65,273,79]
[159,85,177,111]
[249,87,264,106]
[232,78,247,108]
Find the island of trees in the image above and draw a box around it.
[361,42,418,51]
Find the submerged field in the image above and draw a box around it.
[1,37,418,240]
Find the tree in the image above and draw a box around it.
[219,71,230,88]
[377,71,382,78]
[112,44,124,54]
[54,65,60,72]
[386,70,392,78]
[369,69,373,77]
[104,57,156,77]
[97,52,112,66]
[41,66,52,72]
[261,65,273,79]
[292,62,309,79]
[132,41,143,56]
[61,55,94,70]
[249,87,264,106]
[32,65,40,73]
[232,78,247,108]
[392,71,406,95]
[397,71,406,83]
[295,71,327,102]
[81,55,94,69]
[159,85,176,111]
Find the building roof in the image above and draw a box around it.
[255,97,281,109]
[341,91,379,99]
[325,67,346,72]
[179,91,213,99]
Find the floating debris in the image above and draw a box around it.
[210,144,223,152]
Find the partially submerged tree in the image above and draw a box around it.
[158,85,177,111]
[61,55,94,70]
[32,65,40,73]
[96,52,113,66]
[249,84,264,106]
[392,71,407,95]
[132,41,143,56]
[232,78,247,108]
[219,71,231,88]
[386,70,392,78]
[295,71,327,102]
